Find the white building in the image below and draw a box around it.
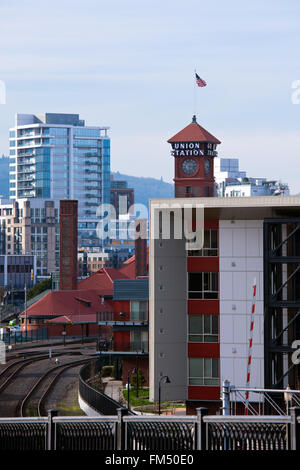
[149,196,300,414]
[214,157,289,198]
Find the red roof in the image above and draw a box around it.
[168,121,221,144]
[20,289,112,319]
[48,314,97,324]
[77,267,129,294]
[119,246,149,278]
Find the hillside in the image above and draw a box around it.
[112,171,173,208]
[0,157,173,206]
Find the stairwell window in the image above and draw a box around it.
[188,229,218,257]
[188,272,218,299]
[189,358,219,386]
[188,315,218,342]
[130,301,148,321]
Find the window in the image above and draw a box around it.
[188,272,218,299]
[130,301,148,321]
[131,330,148,352]
[188,229,218,256]
[189,358,219,386]
[189,315,218,342]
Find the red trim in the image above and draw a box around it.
[204,220,219,229]
[188,342,219,357]
[188,300,219,315]
[188,386,220,401]
[187,257,219,272]
[191,219,219,231]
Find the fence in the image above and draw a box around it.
[0,327,48,345]
[79,361,128,416]
[1,407,300,450]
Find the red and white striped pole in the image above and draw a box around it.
[245,278,257,415]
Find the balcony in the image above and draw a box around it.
[112,340,148,353]
[18,176,35,182]
[98,311,148,330]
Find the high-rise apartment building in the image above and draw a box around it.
[9,113,110,248]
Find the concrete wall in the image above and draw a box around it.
[219,219,264,402]
[149,211,187,402]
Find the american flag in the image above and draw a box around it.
[195,73,207,87]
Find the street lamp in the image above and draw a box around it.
[158,375,171,415]
[127,367,137,411]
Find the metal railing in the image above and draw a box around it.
[79,361,132,416]
[0,327,48,345]
[1,408,300,450]
[204,414,291,450]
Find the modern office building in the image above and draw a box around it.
[223,179,289,198]
[0,254,36,289]
[110,175,134,219]
[214,157,289,198]
[9,113,110,248]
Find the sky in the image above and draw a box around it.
[0,0,300,192]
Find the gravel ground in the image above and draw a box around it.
[0,351,93,417]
[43,363,86,416]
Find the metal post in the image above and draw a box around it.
[24,284,27,341]
[290,407,300,450]
[116,407,128,450]
[196,407,208,450]
[136,354,139,398]
[127,372,130,410]
[47,409,58,450]
[221,380,231,416]
[158,381,161,415]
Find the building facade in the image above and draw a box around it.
[149,196,300,414]
[0,198,59,278]
[0,254,36,289]
[110,175,134,219]
[214,157,289,198]
[9,113,111,248]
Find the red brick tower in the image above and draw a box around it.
[59,200,78,290]
[168,115,221,197]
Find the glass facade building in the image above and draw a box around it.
[9,113,111,248]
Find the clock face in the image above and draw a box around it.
[182,158,197,175]
[204,158,210,174]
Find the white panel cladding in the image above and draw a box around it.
[219,219,264,401]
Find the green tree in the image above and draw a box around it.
[27,278,52,300]
[131,370,146,392]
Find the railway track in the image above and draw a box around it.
[4,343,95,362]
[0,349,95,416]
[19,357,93,417]
[0,353,62,394]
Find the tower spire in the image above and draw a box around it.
[192,115,197,124]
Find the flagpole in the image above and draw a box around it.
[193,69,197,117]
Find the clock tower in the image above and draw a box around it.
[168,115,221,197]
